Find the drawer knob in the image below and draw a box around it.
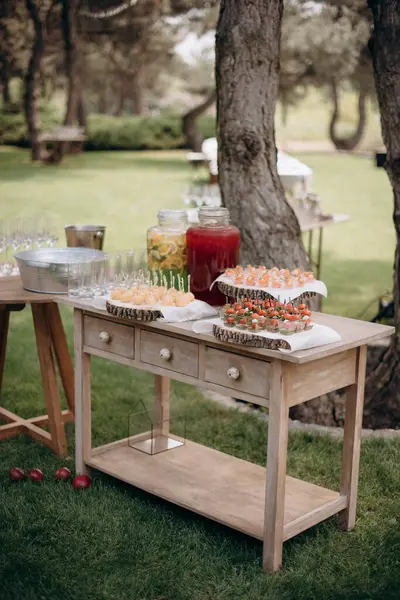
[159,348,172,361]
[99,331,111,343]
[227,367,240,381]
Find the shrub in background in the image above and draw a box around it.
[0,109,216,151]
[0,104,60,147]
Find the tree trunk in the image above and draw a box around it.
[77,89,87,132]
[329,80,367,152]
[363,0,400,429]
[131,74,144,115]
[216,0,310,268]
[98,93,107,114]
[24,0,44,162]
[115,80,125,116]
[62,0,79,125]
[182,90,216,152]
[1,68,10,107]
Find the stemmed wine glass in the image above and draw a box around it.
[0,217,60,276]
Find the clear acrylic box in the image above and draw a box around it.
[128,400,186,456]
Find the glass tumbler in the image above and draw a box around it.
[68,263,81,298]
[79,262,95,299]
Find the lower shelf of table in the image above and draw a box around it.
[87,437,346,542]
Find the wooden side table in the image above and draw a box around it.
[299,213,351,281]
[62,297,393,572]
[0,278,74,456]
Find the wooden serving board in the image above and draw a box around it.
[106,301,162,322]
[213,323,291,350]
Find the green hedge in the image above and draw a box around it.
[0,110,216,151]
[0,107,59,147]
[86,114,184,150]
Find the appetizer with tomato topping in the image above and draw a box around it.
[221,298,313,334]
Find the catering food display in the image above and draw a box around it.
[110,284,194,307]
[147,210,188,281]
[8,207,383,575]
[221,298,312,335]
[106,276,195,321]
[187,206,240,305]
[202,264,329,350]
[224,265,316,289]
[215,264,327,302]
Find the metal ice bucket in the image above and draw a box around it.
[15,248,107,294]
[65,225,105,250]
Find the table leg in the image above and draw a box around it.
[45,303,75,414]
[263,361,289,572]
[0,306,10,399]
[74,309,91,474]
[154,375,170,437]
[308,229,313,258]
[316,227,323,281]
[31,304,67,456]
[339,345,367,530]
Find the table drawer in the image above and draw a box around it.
[140,331,199,378]
[205,348,270,398]
[84,316,135,358]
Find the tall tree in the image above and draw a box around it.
[81,1,181,115]
[363,0,400,428]
[281,1,372,151]
[182,90,216,151]
[216,0,310,268]
[24,0,45,161]
[62,0,80,125]
[0,0,31,108]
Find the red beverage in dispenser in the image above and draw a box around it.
[187,207,240,305]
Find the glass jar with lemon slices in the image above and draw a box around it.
[147,210,188,287]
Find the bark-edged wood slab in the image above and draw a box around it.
[106,301,162,322]
[212,324,291,350]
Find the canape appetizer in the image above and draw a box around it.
[221,298,313,335]
[111,285,195,308]
[222,265,317,289]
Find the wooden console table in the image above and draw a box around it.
[60,296,393,572]
[0,278,74,455]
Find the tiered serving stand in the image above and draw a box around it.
[213,276,325,349]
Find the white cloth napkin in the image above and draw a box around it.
[157,301,217,323]
[192,318,341,353]
[212,273,328,303]
[92,295,217,323]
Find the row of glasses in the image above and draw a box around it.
[183,183,221,209]
[68,249,148,299]
[68,260,108,299]
[0,218,59,277]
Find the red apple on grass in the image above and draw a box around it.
[72,474,91,490]
[29,468,44,482]
[8,467,26,481]
[55,467,72,481]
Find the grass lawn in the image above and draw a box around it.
[0,145,395,318]
[0,147,399,599]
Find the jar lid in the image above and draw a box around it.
[158,209,188,221]
[198,207,229,218]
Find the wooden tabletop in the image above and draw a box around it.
[57,296,394,364]
[0,277,56,304]
[298,213,350,234]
